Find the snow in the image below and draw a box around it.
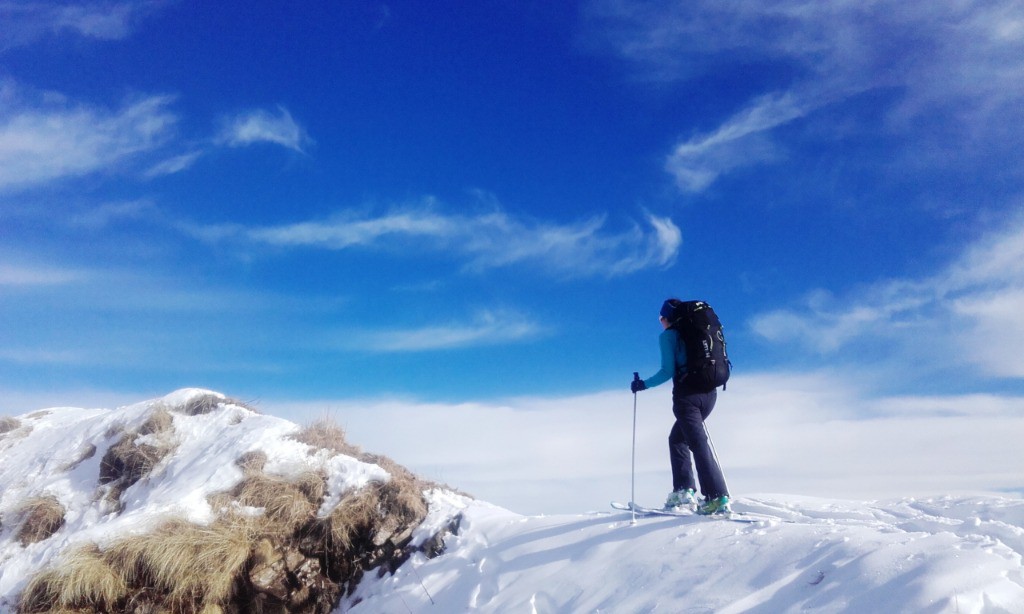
[2,390,1023,613]
[350,495,1024,613]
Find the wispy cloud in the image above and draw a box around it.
[0,92,178,191]
[144,150,203,177]
[750,213,1024,379]
[0,1,165,50]
[586,0,1024,191]
[190,201,680,278]
[350,309,545,352]
[217,106,312,153]
[666,91,809,192]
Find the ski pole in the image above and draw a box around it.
[630,372,640,525]
[705,421,730,497]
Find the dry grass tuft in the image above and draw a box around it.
[98,408,178,511]
[226,471,325,533]
[293,469,328,504]
[292,416,361,457]
[326,484,383,550]
[99,438,168,488]
[326,468,428,552]
[378,475,429,529]
[179,393,225,416]
[235,449,268,475]
[138,407,174,435]
[0,416,22,435]
[16,495,66,545]
[178,393,256,416]
[103,517,255,609]
[19,544,127,612]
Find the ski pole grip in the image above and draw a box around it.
[633,372,640,383]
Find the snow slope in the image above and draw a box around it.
[353,493,1024,613]
[2,391,1023,613]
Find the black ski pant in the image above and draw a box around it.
[668,386,728,499]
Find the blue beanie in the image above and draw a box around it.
[660,300,676,320]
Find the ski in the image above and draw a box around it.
[611,501,765,524]
[611,501,692,516]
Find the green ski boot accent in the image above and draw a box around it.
[697,495,731,515]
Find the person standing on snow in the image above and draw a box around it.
[630,298,731,515]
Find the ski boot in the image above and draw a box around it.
[697,495,732,515]
[664,488,697,511]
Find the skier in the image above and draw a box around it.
[631,298,731,515]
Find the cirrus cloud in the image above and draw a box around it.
[189,200,681,279]
[347,309,546,353]
[0,92,178,192]
[0,1,167,50]
[585,0,1024,192]
[217,105,312,153]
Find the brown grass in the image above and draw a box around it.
[20,517,254,612]
[138,407,174,435]
[326,484,383,550]
[102,517,255,609]
[226,472,324,533]
[178,393,255,416]
[16,495,66,545]
[99,438,169,487]
[327,470,428,551]
[235,449,268,475]
[19,544,127,612]
[291,416,361,457]
[378,475,429,528]
[98,408,178,512]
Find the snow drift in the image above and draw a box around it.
[2,390,1022,613]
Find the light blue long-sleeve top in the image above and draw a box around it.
[643,328,688,389]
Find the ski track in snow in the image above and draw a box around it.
[1,391,1022,613]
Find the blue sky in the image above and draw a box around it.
[2,1,1024,508]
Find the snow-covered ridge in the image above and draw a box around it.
[2,390,1023,613]
[0,389,451,613]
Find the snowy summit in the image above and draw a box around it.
[1,390,1022,613]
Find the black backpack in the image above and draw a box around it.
[669,300,731,392]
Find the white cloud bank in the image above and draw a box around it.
[269,370,1024,515]
[2,370,1020,516]
[191,201,681,278]
[751,213,1024,379]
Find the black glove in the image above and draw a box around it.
[631,378,647,393]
